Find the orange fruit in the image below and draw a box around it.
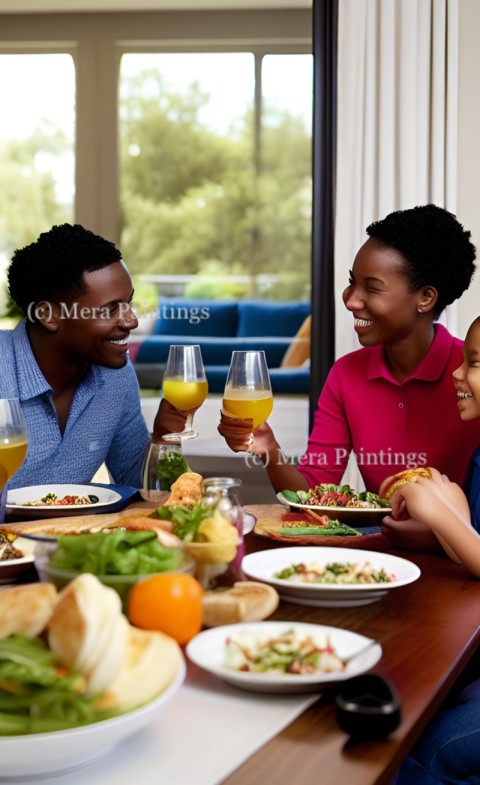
[128,573,204,645]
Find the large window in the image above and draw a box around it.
[0,9,311,314]
[119,51,312,302]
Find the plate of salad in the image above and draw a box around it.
[242,547,421,607]
[277,483,391,524]
[186,621,382,693]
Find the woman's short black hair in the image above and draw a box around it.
[8,223,123,316]
[366,204,476,317]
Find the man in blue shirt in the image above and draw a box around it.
[0,223,178,489]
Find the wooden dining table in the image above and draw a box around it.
[220,503,480,785]
[4,499,480,785]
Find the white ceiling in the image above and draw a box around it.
[0,0,310,12]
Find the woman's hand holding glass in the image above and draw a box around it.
[161,345,208,441]
[0,398,28,522]
[221,351,273,449]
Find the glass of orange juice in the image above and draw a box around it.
[162,345,208,441]
[222,350,273,447]
[0,398,28,522]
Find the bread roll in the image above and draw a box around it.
[0,582,57,639]
[165,472,204,508]
[202,581,279,627]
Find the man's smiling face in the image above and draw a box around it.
[54,260,138,369]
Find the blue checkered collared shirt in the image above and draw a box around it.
[0,321,150,489]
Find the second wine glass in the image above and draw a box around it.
[162,344,208,441]
[222,350,273,447]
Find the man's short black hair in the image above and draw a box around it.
[366,204,476,317]
[8,223,123,315]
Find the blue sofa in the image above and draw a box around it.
[131,298,310,394]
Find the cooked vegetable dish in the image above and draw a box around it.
[21,493,100,507]
[282,484,389,508]
[274,561,395,585]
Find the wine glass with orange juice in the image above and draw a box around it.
[0,399,28,522]
[222,350,273,446]
[162,345,208,441]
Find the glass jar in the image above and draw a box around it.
[140,441,189,502]
[196,477,245,589]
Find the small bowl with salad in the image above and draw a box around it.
[35,529,195,610]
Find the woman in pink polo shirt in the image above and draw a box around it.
[217,205,480,514]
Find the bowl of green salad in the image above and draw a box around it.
[35,529,195,609]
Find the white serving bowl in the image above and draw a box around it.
[0,656,186,778]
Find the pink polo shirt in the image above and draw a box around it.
[298,324,480,493]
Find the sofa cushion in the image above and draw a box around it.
[237,300,310,338]
[135,335,291,368]
[153,299,239,338]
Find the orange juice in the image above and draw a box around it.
[0,440,28,481]
[222,388,273,428]
[163,379,208,411]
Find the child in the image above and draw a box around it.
[382,315,480,785]
[379,314,480,577]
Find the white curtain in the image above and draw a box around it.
[334,0,459,362]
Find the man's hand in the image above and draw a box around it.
[152,398,188,443]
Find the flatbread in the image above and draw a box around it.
[254,510,380,546]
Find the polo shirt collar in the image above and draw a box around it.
[367,323,454,384]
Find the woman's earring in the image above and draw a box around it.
[418,307,424,314]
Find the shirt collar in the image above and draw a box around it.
[13,320,52,400]
[367,323,454,384]
[12,320,105,401]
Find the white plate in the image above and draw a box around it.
[6,484,123,518]
[242,546,421,607]
[0,536,36,583]
[276,492,391,524]
[0,656,185,779]
[186,621,382,693]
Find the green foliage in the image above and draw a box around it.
[0,66,312,309]
[0,126,71,262]
[119,69,312,297]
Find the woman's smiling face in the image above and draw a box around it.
[342,238,427,347]
[453,318,480,421]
